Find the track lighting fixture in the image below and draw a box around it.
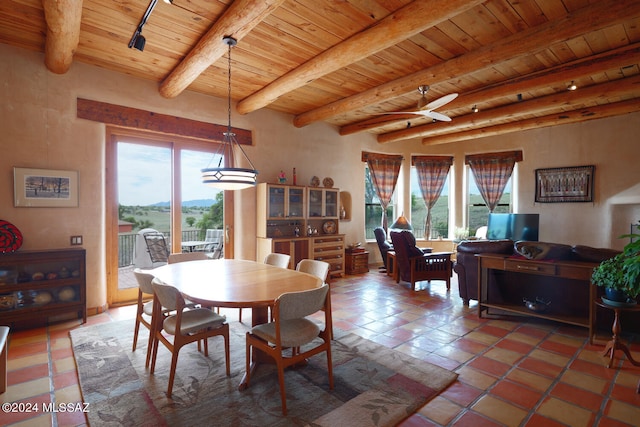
[128,0,159,52]
[567,81,577,91]
[472,105,479,113]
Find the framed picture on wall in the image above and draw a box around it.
[14,167,79,207]
[535,165,594,203]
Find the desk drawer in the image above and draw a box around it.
[505,259,557,276]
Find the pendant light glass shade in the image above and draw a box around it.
[202,36,258,190]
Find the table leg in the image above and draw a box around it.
[601,307,640,368]
[238,305,271,391]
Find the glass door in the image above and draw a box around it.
[106,130,230,305]
[115,141,172,302]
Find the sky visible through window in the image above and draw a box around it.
[117,143,221,206]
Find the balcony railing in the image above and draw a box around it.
[118,229,204,268]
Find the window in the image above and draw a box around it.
[467,167,513,237]
[410,167,450,239]
[364,165,395,240]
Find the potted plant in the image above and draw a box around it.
[592,233,640,302]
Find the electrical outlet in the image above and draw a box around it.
[70,236,83,246]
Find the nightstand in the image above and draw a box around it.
[346,250,369,275]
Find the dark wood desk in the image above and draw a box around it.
[151,259,323,388]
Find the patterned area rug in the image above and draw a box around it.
[70,320,457,426]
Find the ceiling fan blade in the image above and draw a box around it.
[423,93,458,111]
[423,110,452,122]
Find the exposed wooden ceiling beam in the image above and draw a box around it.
[234,0,483,115]
[377,75,640,144]
[159,0,285,99]
[42,0,83,74]
[293,0,640,128]
[421,99,640,146]
[340,43,640,136]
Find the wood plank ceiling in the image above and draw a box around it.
[1,0,639,146]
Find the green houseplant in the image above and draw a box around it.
[591,233,640,301]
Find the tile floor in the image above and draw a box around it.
[2,269,640,426]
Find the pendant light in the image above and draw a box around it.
[201,36,258,190]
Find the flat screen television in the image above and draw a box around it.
[486,213,539,241]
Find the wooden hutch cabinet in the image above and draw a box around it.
[0,248,86,329]
[257,183,345,278]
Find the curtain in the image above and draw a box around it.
[412,156,453,239]
[362,152,403,232]
[465,151,523,212]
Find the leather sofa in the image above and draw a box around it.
[454,239,621,305]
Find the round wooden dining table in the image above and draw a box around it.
[151,258,323,325]
[151,258,324,389]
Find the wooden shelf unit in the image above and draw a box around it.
[257,183,344,278]
[0,248,86,329]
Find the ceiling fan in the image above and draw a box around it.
[375,85,458,122]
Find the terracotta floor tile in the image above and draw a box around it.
[536,396,596,427]
[539,339,581,357]
[528,348,571,367]
[471,395,528,426]
[549,382,605,410]
[506,368,554,392]
[451,411,504,427]
[7,363,49,386]
[7,341,48,358]
[490,379,543,409]
[449,337,489,355]
[560,370,610,394]
[524,413,569,427]
[54,369,80,390]
[605,399,640,425]
[518,357,564,378]
[483,346,524,365]
[440,381,483,407]
[468,356,512,377]
[477,324,512,338]
[456,366,498,390]
[569,358,617,379]
[495,337,535,355]
[417,395,462,425]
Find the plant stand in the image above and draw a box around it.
[595,298,640,368]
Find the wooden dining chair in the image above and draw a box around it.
[150,279,230,397]
[244,283,333,415]
[238,253,291,322]
[132,268,160,368]
[296,259,332,337]
[168,252,208,264]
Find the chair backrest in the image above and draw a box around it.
[168,252,208,264]
[133,268,155,295]
[151,278,184,311]
[296,259,330,283]
[143,232,169,263]
[204,229,223,243]
[374,226,392,258]
[277,283,329,321]
[264,253,291,269]
[390,231,424,281]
